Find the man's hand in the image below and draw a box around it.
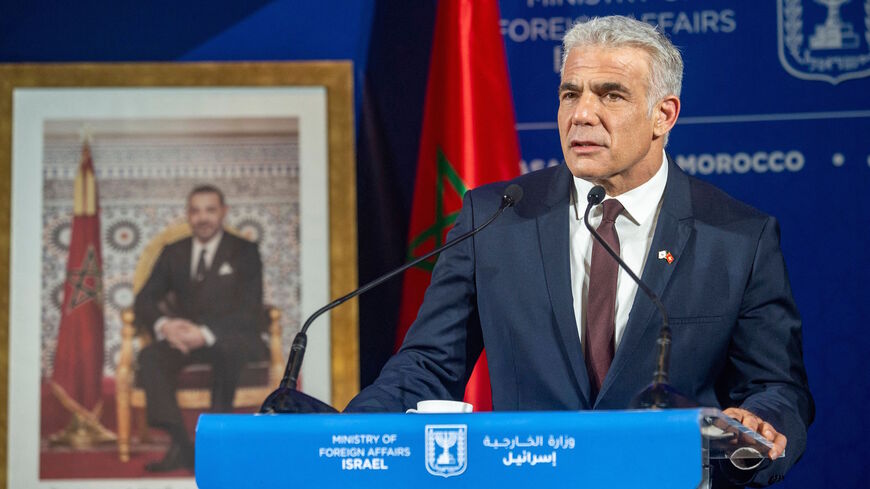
[160,319,207,354]
[723,407,787,460]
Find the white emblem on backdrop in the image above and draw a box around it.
[425,424,467,477]
[778,0,870,84]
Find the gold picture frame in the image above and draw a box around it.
[0,62,358,487]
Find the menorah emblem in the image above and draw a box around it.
[809,0,860,49]
[777,0,870,84]
[434,430,458,465]
[425,424,467,477]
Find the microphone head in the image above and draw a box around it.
[503,184,524,207]
[587,185,606,205]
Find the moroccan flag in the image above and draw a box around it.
[395,0,521,411]
[51,142,105,414]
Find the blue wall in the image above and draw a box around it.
[498,3,869,487]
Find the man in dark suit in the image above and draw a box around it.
[346,16,812,487]
[134,185,264,472]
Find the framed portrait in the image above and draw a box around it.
[0,62,358,487]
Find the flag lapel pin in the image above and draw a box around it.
[657,250,675,264]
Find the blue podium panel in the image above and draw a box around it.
[196,409,703,488]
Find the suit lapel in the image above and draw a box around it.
[205,232,234,282]
[535,166,591,407]
[176,237,194,286]
[596,157,694,406]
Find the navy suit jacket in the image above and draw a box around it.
[346,159,813,485]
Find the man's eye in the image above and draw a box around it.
[603,92,623,101]
[560,92,577,101]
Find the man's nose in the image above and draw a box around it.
[571,94,600,126]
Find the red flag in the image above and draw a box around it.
[51,142,105,414]
[395,0,521,411]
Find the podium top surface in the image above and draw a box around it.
[195,408,743,488]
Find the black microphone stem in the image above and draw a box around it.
[582,199,671,386]
[280,188,521,391]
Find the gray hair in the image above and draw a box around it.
[560,16,683,115]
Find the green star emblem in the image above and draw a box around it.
[406,148,468,272]
[67,245,103,310]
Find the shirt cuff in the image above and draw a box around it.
[199,325,217,347]
[154,316,169,341]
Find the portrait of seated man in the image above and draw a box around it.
[134,184,265,472]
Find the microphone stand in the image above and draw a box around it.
[260,185,524,414]
[583,187,695,409]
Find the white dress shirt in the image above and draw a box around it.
[569,150,668,350]
[190,230,223,279]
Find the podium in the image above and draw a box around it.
[196,408,775,488]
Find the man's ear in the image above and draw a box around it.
[653,95,680,138]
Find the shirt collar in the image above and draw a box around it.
[193,229,224,257]
[572,148,669,225]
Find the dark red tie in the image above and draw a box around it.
[585,198,624,401]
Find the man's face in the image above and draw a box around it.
[187,192,226,243]
[558,45,666,195]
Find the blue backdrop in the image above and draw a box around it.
[2,1,866,487]
[498,3,869,486]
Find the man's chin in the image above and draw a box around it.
[193,229,218,242]
[565,160,611,181]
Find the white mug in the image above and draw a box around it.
[406,400,473,414]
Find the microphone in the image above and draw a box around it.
[260,184,524,413]
[583,185,695,409]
